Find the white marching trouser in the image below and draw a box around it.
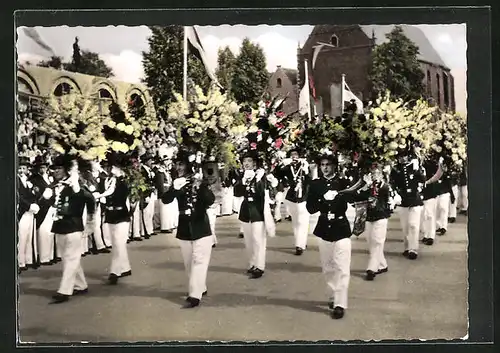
[131,204,142,239]
[285,200,310,249]
[449,185,458,218]
[160,199,179,231]
[274,191,285,222]
[143,192,157,235]
[56,231,88,295]
[309,212,320,236]
[398,206,423,253]
[92,203,106,250]
[346,204,356,232]
[108,222,132,276]
[206,205,218,244]
[365,219,388,272]
[420,198,438,240]
[38,207,56,263]
[102,213,112,247]
[18,211,36,267]
[220,187,233,215]
[436,193,451,230]
[233,196,245,235]
[283,188,292,217]
[178,236,214,300]
[317,237,351,309]
[81,206,90,255]
[242,221,267,270]
[153,199,162,231]
[457,185,468,211]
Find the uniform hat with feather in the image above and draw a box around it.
[32,155,49,168]
[49,154,76,171]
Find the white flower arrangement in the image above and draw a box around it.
[431,111,467,169]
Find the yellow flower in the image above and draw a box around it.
[124,125,134,135]
[108,121,117,128]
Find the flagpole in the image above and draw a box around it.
[304,58,311,120]
[183,27,188,101]
[341,74,346,114]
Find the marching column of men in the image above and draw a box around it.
[17,144,468,319]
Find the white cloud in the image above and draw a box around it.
[254,32,300,71]
[100,50,144,84]
[199,34,242,74]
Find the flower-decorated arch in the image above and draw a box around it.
[17,69,40,95]
[93,81,117,101]
[51,76,82,97]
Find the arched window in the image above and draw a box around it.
[53,82,72,96]
[18,78,34,94]
[129,93,145,117]
[99,88,112,99]
[426,70,432,93]
[436,73,441,107]
[330,34,339,47]
[277,78,282,88]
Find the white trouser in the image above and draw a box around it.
[458,185,468,211]
[233,196,245,234]
[81,207,89,254]
[108,222,131,276]
[309,211,320,236]
[317,237,351,309]
[399,206,423,253]
[284,188,291,217]
[274,191,285,221]
[143,193,157,235]
[449,185,458,218]
[178,236,214,299]
[221,187,233,215]
[18,212,36,267]
[346,204,356,232]
[160,199,179,231]
[92,204,106,250]
[207,205,218,244]
[436,193,451,230]
[153,199,162,230]
[365,219,388,272]
[56,232,88,295]
[420,198,437,240]
[242,221,267,270]
[102,220,112,248]
[38,207,56,263]
[285,200,310,249]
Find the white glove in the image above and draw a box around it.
[193,173,203,181]
[173,177,188,190]
[411,159,419,171]
[282,158,292,166]
[302,161,309,173]
[323,190,338,201]
[88,185,96,193]
[100,197,107,204]
[243,170,255,181]
[255,168,265,181]
[145,197,150,203]
[93,192,101,200]
[266,174,279,188]
[42,188,53,199]
[363,173,373,186]
[393,193,402,205]
[29,203,40,214]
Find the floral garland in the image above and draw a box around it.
[37,94,110,160]
[431,111,467,170]
[103,102,142,154]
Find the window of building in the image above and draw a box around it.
[277,78,282,88]
[436,73,441,107]
[426,70,431,94]
[99,88,112,99]
[330,34,339,47]
[443,73,450,109]
[53,82,72,96]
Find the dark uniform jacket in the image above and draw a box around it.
[437,169,454,202]
[459,162,467,187]
[234,172,269,223]
[51,183,96,235]
[140,165,155,209]
[18,176,36,221]
[30,173,55,228]
[357,182,392,222]
[306,176,363,242]
[163,178,215,241]
[103,177,130,224]
[156,168,173,203]
[231,169,245,197]
[390,162,426,208]
[280,162,310,203]
[421,159,441,201]
[272,164,287,193]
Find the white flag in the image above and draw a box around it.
[312,44,325,70]
[299,84,310,116]
[343,82,364,114]
[185,26,222,88]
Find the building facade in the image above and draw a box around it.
[296,25,455,116]
[265,66,299,115]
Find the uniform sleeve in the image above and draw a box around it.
[162,187,179,204]
[306,180,324,214]
[233,179,245,197]
[82,187,96,216]
[198,184,215,209]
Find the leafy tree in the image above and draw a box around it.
[215,46,236,95]
[63,50,113,78]
[37,56,63,70]
[231,38,269,105]
[142,25,211,118]
[368,26,425,102]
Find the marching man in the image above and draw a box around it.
[435,161,454,236]
[157,157,179,234]
[420,154,443,246]
[162,150,215,308]
[280,148,311,255]
[306,151,366,319]
[50,155,95,304]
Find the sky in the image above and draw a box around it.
[16,24,467,114]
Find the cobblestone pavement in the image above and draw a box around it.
[18,211,468,343]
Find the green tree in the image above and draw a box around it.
[368,26,425,102]
[63,50,114,78]
[37,56,63,70]
[142,25,211,118]
[231,38,269,105]
[215,46,236,95]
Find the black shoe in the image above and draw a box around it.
[212,244,216,248]
[134,237,144,242]
[295,247,304,256]
[365,270,376,281]
[421,237,428,243]
[285,216,292,221]
[144,235,151,240]
[448,217,456,223]
[459,210,467,216]
[436,228,447,236]
[186,291,208,299]
[98,248,111,254]
[247,266,256,274]
[121,270,132,277]
[183,297,200,308]
[126,239,132,244]
[41,262,52,266]
[51,293,69,304]
[108,273,119,285]
[403,250,409,258]
[18,266,28,273]
[238,233,244,239]
[376,267,388,274]
[328,301,334,310]
[332,306,345,319]
[73,288,89,296]
[275,219,282,223]
[81,253,87,257]
[408,252,418,260]
[424,238,434,246]
[250,268,264,279]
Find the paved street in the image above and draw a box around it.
[18,211,468,343]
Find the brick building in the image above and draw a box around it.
[296,25,455,116]
[266,65,299,115]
